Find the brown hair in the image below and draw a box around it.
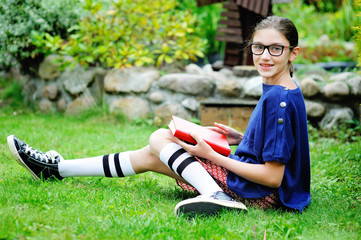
[251,16,299,77]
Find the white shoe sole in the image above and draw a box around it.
[174,196,247,216]
[7,135,40,180]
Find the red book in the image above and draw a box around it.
[168,115,231,156]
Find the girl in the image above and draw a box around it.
[7,16,310,216]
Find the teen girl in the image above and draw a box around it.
[7,16,311,216]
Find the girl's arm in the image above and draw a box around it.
[210,154,285,188]
[174,132,285,188]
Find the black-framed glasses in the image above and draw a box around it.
[250,43,294,56]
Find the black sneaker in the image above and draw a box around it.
[174,191,247,217]
[7,135,64,181]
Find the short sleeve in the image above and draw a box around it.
[262,88,295,163]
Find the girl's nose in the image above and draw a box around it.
[260,50,272,59]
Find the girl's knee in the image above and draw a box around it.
[149,128,174,155]
[149,128,171,144]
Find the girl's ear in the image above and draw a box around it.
[289,46,300,63]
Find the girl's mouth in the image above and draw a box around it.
[260,63,274,70]
[260,63,273,67]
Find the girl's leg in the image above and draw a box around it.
[8,132,247,216]
[60,127,228,197]
[146,128,223,196]
[59,145,185,181]
[146,129,247,216]
[7,134,180,181]
[8,129,224,195]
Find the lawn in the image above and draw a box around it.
[0,111,360,240]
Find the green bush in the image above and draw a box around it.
[0,77,25,111]
[274,0,359,63]
[354,0,361,68]
[34,0,206,69]
[176,0,224,56]
[304,0,343,12]
[0,0,82,73]
[274,0,358,42]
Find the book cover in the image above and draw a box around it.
[168,115,231,156]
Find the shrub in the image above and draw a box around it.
[274,0,358,42]
[176,0,224,56]
[354,0,361,68]
[274,0,359,63]
[34,0,206,69]
[304,0,343,12]
[0,0,82,73]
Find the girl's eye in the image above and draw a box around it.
[254,45,263,50]
[271,46,282,51]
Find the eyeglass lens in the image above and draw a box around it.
[251,44,284,56]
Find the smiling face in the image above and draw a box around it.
[252,28,299,86]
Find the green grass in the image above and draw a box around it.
[0,112,360,239]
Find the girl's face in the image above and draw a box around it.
[252,28,299,84]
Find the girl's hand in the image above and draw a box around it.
[207,122,243,145]
[173,132,218,160]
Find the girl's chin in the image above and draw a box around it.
[258,71,275,79]
[256,66,272,74]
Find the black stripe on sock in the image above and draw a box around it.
[103,155,112,177]
[168,148,186,170]
[176,157,196,176]
[114,153,125,177]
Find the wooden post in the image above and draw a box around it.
[214,0,272,69]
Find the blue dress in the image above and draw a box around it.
[227,83,311,212]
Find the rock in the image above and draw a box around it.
[347,76,361,96]
[319,34,331,45]
[202,64,214,74]
[323,81,350,101]
[320,107,354,129]
[300,77,320,98]
[154,103,191,126]
[149,91,164,104]
[307,74,327,83]
[61,65,96,95]
[345,41,355,52]
[182,98,199,112]
[39,99,54,113]
[212,60,223,70]
[65,96,96,115]
[87,71,105,103]
[216,73,242,97]
[185,64,203,75]
[23,79,41,105]
[233,65,259,77]
[329,72,356,82]
[57,98,67,112]
[109,97,151,120]
[158,73,214,96]
[43,84,59,100]
[305,100,325,118]
[38,54,62,80]
[104,67,159,93]
[219,68,234,78]
[243,76,263,98]
[295,65,329,81]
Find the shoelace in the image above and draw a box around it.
[23,145,59,164]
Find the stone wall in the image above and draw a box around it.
[9,54,361,129]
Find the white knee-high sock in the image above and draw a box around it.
[159,143,223,195]
[58,152,135,178]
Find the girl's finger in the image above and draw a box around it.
[214,122,229,133]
